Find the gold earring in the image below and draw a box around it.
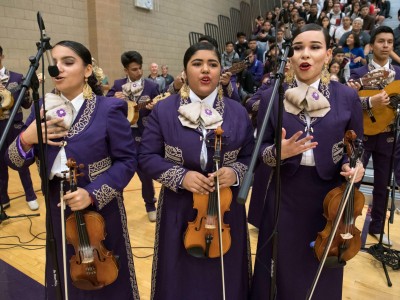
[321,63,330,85]
[284,68,294,84]
[218,84,223,101]
[180,82,190,100]
[83,77,93,99]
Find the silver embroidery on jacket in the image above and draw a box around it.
[93,184,121,210]
[156,165,186,192]
[8,138,25,168]
[222,149,240,165]
[332,140,344,164]
[164,143,184,165]
[262,145,277,166]
[88,157,112,182]
[67,94,96,138]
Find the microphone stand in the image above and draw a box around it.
[365,103,400,285]
[0,12,63,299]
[237,39,293,300]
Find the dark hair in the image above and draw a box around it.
[55,40,102,96]
[0,46,3,56]
[183,42,221,70]
[347,33,361,48]
[292,23,331,49]
[121,51,143,68]
[225,41,234,46]
[370,26,394,44]
[198,35,219,49]
[360,4,369,11]
[329,60,340,69]
[237,31,246,38]
[333,47,344,56]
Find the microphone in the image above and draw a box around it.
[37,12,59,77]
[283,10,292,41]
[282,9,294,58]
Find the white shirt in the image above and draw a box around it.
[295,78,319,166]
[50,93,84,179]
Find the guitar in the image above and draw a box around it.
[222,56,250,75]
[0,82,24,117]
[358,80,400,135]
[126,92,170,125]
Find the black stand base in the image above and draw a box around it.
[367,244,400,270]
[0,205,40,224]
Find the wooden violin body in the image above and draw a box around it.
[65,158,119,290]
[184,187,232,258]
[66,210,119,290]
[313,130,364,265]
[314,183,364,263]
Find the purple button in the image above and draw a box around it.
[56,109,66,117]
[312,91,319,100]
[204,108,212,116]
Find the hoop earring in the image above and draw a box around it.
[180,82,190,100]
[321,63,330,85]
[83,77,93,100]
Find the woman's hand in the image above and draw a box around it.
[182,171,215,194]
[340,162,365,183]
[22,109,68,149]
[61,188,92,211]
[208,167,237,189]
[281,128,318,160]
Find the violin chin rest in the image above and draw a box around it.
[72,279,104,291]
[186,246,206,259]
[324,257,346,269]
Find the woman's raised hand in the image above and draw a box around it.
[21,109,68,149]
[281,128,318,160]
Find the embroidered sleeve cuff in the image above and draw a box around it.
[227,163,247,186]
[92,184,122,210]
[157,165,188,193]
[252,100,260,113]
[360,97,371,110]
[8,138,30,168]
[262,145,277,167]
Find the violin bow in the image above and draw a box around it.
[214,127,226,300]
[60,171,69,300]
[306,166,361,300]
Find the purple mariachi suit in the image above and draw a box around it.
[0,69,36,206]
[107,78,159,212]
[138,94,254,300]
[251,81,363,300]
[6,95,139,300]
[350,64,400,234]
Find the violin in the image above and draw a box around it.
[313,130,365,265]
[183,127,232,258]
[65,158,119,290]
[307,130,365,300]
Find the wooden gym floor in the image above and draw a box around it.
[0,165,399,299]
